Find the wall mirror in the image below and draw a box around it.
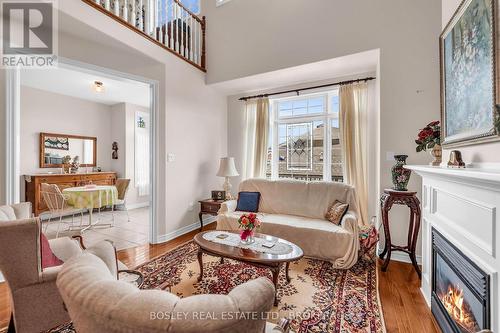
[40,132,97,168]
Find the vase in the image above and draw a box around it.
[429,144,442,166]
[391,155,411,191]
[240,230,255,245]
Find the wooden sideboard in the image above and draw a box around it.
[24,172,117,216]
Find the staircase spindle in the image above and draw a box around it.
[137,0,144,31]
[189,16,193,61]
[104,0,110,10]
[181,8,186,57]
[175,3,180,53]
[113,0,119,16]
[130,0,136,27]
[123,0,128,22]
[197,21,201,65]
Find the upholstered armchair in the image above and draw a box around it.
[0,202,125,333]
[57,249,276,333]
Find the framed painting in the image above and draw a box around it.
[440,0,500,147]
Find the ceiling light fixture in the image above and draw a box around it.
[93,81,104,93]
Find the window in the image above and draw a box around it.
[158,0,200,25]
[267,91,343,182]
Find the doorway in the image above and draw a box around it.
[5,58,159,247]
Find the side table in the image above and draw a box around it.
[379,189,422,278]
[198,199,225,231]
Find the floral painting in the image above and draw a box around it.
[441,0,498,146]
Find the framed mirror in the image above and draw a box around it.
[40,132,97,168]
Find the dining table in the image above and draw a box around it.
[63,185,118,231]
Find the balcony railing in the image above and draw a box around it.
[82,0,206,71]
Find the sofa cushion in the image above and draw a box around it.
[325,200,349,225]
[236,191,261,212]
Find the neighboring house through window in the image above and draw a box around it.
[267,90,343,182]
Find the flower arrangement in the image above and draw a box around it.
[415,121,441,152]
[238,213,261,242]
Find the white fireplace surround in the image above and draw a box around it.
[407,165,500,332]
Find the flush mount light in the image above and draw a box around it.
[93,81,104,93]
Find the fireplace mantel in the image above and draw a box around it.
[407,165,500,332]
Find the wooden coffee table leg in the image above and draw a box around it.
[271,265,281,306]
[197,249,204,282]
[285,262,291,283]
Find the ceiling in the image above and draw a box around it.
[20,65,151,107]
[210,49,379,96]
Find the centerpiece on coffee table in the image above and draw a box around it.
[238,213,261,244]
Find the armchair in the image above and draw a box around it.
[0,202,125,333]
[57,249,276,333]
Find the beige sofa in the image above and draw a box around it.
[57,250,276,333]
[217,179,360,269]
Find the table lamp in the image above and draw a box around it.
[216,157,239,200]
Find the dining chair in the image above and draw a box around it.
[40,183,84,238]
[113,178,131,223]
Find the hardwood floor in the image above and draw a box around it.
[0,224,440,332]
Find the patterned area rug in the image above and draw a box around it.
[47,241,385,333]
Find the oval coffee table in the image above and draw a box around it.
[194,230,304,306]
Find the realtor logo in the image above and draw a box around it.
[1,0,58,68]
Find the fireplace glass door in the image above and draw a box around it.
[431,228,490,333]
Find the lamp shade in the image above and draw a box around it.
[216,157,239,177]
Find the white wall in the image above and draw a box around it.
[206,0,442,258]
[20,86,113,175]
[441,0,500,164]
[0,1,227,241]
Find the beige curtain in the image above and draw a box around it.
[339,83,368,226]
[243,98,269,179]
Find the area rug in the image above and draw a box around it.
[47,240,385,333]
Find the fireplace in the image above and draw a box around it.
[431,228,490,333]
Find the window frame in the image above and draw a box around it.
[270,90,340,181]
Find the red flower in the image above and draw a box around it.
[418,128,433,139]
[428,120,440,127]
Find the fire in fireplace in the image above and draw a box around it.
[438,284,480,333]
[431,229,490,333]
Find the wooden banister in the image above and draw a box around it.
[172,0,202,23]
[82,0,206,72]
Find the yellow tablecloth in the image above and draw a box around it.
[63,185,118,209]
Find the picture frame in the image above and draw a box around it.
[211,190,226,201]
[440,0,500,147]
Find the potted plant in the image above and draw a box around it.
[415,120,441,166]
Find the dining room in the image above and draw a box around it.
[18,63,153,250]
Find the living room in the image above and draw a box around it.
[0,0,499,333]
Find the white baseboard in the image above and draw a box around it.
[156,216,217,244]
[126,202,150,210]
[377,250,422,265]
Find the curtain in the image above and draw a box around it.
[339,83,369,226]
[135,111,150,196]
[243,98,269,179]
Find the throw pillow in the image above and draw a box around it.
[325,200,349,225]
[40,232,64,269]
[236,191,261,212]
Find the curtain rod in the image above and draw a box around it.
[238,76,376,101]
